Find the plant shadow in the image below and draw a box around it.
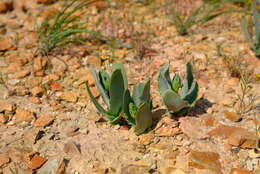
[186,97,214,117]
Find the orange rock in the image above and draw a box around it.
[34,114,55,127]
[230,168,253,174]
[188,150,222,174]
[227,78,239,86]
[60,91,78,102]
[50,82,63,91]
[29,97,41,104]
[138,134,155,145]
[14,69,31,79]
[0,39,13,51]
[29,155,47,170]
[209,124,257,149]
[203,115,216,127]
[223,110,242,122]
[90,86,100,98]
[31,87,45,97]
[0,153,10,167]
[0,114,9,124]
[0,2,8,13]
[37,0,56,4]
[33,56,47,72]
[0,100,13,112]
[15,108,35,123]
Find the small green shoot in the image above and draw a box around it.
[158,62,199,116]
[123,80,153,135]
[37,0,101,56]
[86,63,128,124]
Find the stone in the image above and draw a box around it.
[50,82,63,91]
[29,97,41,104]
[227,78,239,86]
[223,110,242,122]
[34,114,55,127]
[64,141,81,156]
[163,168,187,174]
[60,91,78,102]
[0,2,8,13]
[28,155,47,170]
[0,113,9,123]
[120,164,150,174]
[23,128,42,144]
[38,157,66,174]
[0,39,13,51]
[179,117,208,139]
[203,115,217,127]
[188,150,222,174]
[87,55,101,67]
[73,68,95,86]
[155,117,182,137]
[230,168,253,174]
[0,153,10,167]
[0,100,13,112]
[37,0,56,5]
[138,134,155,145]
[31,87,45,97]
[208,124,257,149]
[15,86,29,96]
[14,69,30,79]
[33,56,47,73]
[8,147,33,164]
[15,108,35,123]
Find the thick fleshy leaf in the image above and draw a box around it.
[182,62,194,97]
[163,89,189,113]
[134,102,153,135]
[108,69,125,116]
[86,83,110,118]
[111,63,128,89]
[171,73,181,93]
[89,67,110,107]
[123,89,135,126]
[99,69,110,92]
[133,80,151,107]
[158,63,172,95]
[253,0,260,47]
[182,80,199,105]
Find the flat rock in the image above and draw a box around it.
[38,157,66,174]
[223,110,242,122]
[120,164,150,174]
[0,153,10,167]
[34,114,55,127]
[179,117,208,140]
[15,108,35,123]
[188,150,222,174]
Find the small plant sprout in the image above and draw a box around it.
[242,0,260,58]
[86,63,128,124]
[158,62,199,116]
[123,80,153,135]
[38,0,101,56]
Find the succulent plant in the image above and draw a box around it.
[158,62,199,116]
[123,80,153,135]
[242,0,260,58]
[86,63,128,124]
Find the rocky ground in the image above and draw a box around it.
[0,0,259,174]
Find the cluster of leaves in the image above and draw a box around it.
[158,63,199,116]
[169,0,247,35]
[86,63,153,135]
[37,0,102,56]
[242,0,260,58]
[87,62,199,135]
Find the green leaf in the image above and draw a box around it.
[89,67,110,107]
[111,63,128,89]
[134,102,153,135]
[183,81,199,105]
[123,89,136,126]
[182,62,194,97]
[242,17,255,51]
[163,89,189,113]
[171,73,181,93]
[86,83,107,115]
[108,69,125,116]
[99,69,110,92]
[158,63,172,95]
[133,80,151,107]
[129,103,138,119]
[252,0,260,47]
